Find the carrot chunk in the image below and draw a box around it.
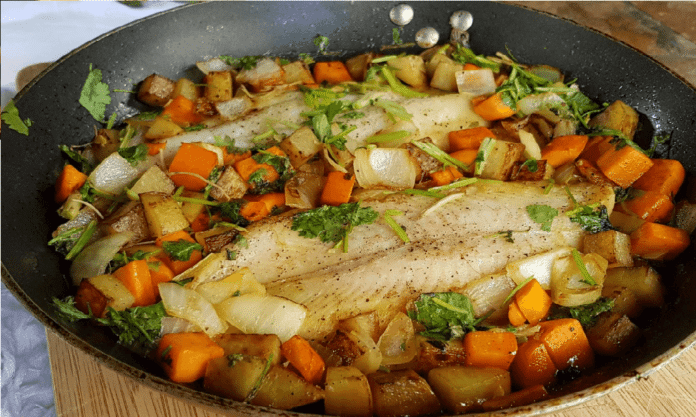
[482,384,548,411]
[430,165,463,186]
[510,340,557,389]
[313,61,353,85]
[464,331,517,370]
[168,143,219,191]
[155,230,203,275]
[449,149,479,168]
[617,190,674,223]
[579,135,613,163]
[540,135,588,168]
[534,319,594,371]
[514,279,553,325]
[146,258,175,298]
[472,93,516,121]
[508,299,526,327]
[320,171,355,206]
[55,164,88,203]
[146,142,166,156]
[596,144,653,188]
[630,221,690,260]
[448,127,497,151]
[463,63,482,71]
[157,332,224,383]
[113,259,157,307]
[281,335,326,385]
[632,159,685,198]
[74,280,108,318]
[239,192,286,222]
[161,95,202,127]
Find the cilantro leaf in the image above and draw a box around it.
[299,53,315,65]
[79,64,111,122]
[407,292,480,340]
[217,200,251,227]
[520,159,539,173]
[162,239,203,261]
[1,99,32,135]
[117,143,148,167]
[566,204,613,234]
[247,151,294,194]
[551,297,614,328]
[214,135,247,155]
[292,202,379,251]
[526,204,558,232]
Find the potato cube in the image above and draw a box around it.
[601,285,642,319]
[476,139,526,181]
[368,370,441,417]
[129,166,176,197]
[204,71,233,102]
[609,211,645,234]
[283,61,315,85]
[210,165,249,202]
[75,274,135,317]
[140,192,189,237]
[138,73,174,107]
[102,201,151,244]
[194,227,239,253]
[203,354,268,401]
[425,53,454,78]
[427,366,511,413]
[213,334,281,365]
[510,159,554,181]
[389,55,428,89]
[236,58,285,93]
[604,266,665,308]
[325,366,373,417]
[144,116,184,140]
[410,336,468,375]
[588,100,639,140]
[430,60,464,92]
[179,190,206,223]
[345,53,374,82]
[284,172,325,210]
[279,126,323,168]
[583,230,633,268]
[91,128,121,162]
[172,77,200,102]
[587,313,641,357]
[250,365,325,409]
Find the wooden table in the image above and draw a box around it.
[46,2,696,416]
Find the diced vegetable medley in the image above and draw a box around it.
[47,37,692,416]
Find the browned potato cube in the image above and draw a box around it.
[609,211,645,234]
[345,53,374,82]
[204,354,269,401]
[601,285,642,319]
[325,366,373,417]
[427,366,510,413]
[194,227,240,253]
[282,61,315,85]
[588,100,639,140]
[210,165,249,202]
[284,172,325,210]
[91,128,121,162]
[604,266,665,308]
[179,190,207,224]
[279,126,323,168]
[368,369,441,417]
[236,58,285,93]
[477,139,526,181]
[204,71,233,102]
[140,192,189,238]
[575,159,614,188]
[213,334,281,365]
[129,166,176,196]
[409,336,467,375]
[172,77,200,102]
[75,274,135,317]
[137,73,174,107]
[389,55,428,89]
[583,230,633,268]
[510,159,554,181]
[102,201,151,244]
[430,60,464,92]
[587,313,641,357]
[144,116,184,140]
[250,365,325,409]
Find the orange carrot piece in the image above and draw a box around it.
[157,332,224,383]
[247,192,286,212]
[233,156,280,188]
[55,164,88,203]
[632,159,685,198]
[189,212,211,233]
[430,166,463,186]
[449,149,478,170]
[320,171,355,206]
[113,259,157,307]
[482,384,549,411]
[617,190,674,223]
[239,200,270,222]
[579,136,613,163]
[534,319,594,371]
[281,335,326,385]
[514,279,553,326]
[448,126,497,151]
[596,144,654,188]
[540,135,589,168]
[169,143,219,191]
[313,61,353,85]
[472,92,516,121]
[146,258,175,298]
[510,340,557,389]
[221,148,252,166]
[74,280,108,318]
[630,221,690,261]
[508,299,527,327]
[463,63,482,71]
[155,230,203,275]
[464,331,518,371]
[161,95,202,127]
[146,142,167,156]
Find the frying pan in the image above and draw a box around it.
[3,2,696,415]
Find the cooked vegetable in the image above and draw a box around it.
[618,190,674,223]
[144,115,184,140]
[596,142,654,188]
[448,126,496,152]
[250,363,325,409]
[74,274,135,318]
[314,61,353,84]
[204,353,270,401]
[155,230,203,274]
[216,294,307,343]
[281,335,326,384]
[472,92,516,121]
[586,312,641,356]
[161,95,202,126]
[481,384,548,411]
[138,73,174,107]
[204,71,233,102]
[533,318,594,371]
[158,282,227,336]
[588,100,639,140]
[510,278,552,326]
[632,158,685,198]
[55,164,88,203]
[168,143,219,191]
[368,370,441,417]
[629,221,690,260]
[582,230,633,268]
[113,259,157,307]
[540,135,588,168]
[156,332,225,383]
[325,366,373,417]
[320,171,356,206]
[427,366,511,413]
[604,266,665,308]
[463,331,517,370]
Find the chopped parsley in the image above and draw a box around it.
[1,99,33,135]
[184,124,206,132]
[79,64,111,122]
[214,135,247,155]
[526,204,558,232]
[217,200,251,228]
[247,150,294,194]
[291,202,379,252]
[162,239,203,261]
[566,204,613,234]
[299,53,315,65]
[117,143,148,167]
[407,292,482,340]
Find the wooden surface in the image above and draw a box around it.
[46,2,696,417]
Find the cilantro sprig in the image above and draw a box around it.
[407,292,483,340]
[1,100,33,135]
[79,64,111,122]
[162,239,203,261]
[291,202,379,252]
[526,204,558,232]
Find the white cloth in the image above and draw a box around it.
[1,2,181,416]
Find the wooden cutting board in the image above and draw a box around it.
[46,2,696,416]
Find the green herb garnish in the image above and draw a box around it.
[291,202,379,252]
[79,64,111,122]
[117,143,148,167]
[526,204,558,232]
[407,292,480,340]
[162,239,203,262]
[392,28,403,45]
[383,210,410,243]
[60,145,94,174]
[313,35,330,54]
[551,297,614,328]
[1,99,33,135]
[219,55,262,70]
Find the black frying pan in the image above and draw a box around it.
[3,2,696,415]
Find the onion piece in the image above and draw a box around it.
[455,68,496,96]
[529,65,564,83]
[69,231,134,286]
[195,267,266,305]
[216,294,306,343]
[196,57,235,74]
[353,147,418,189]
[88,152,156,195]
[550,253,608,307]
[553,161,582,185]
[347,330,382,375]
[377,312,418,366]
[516,92,566,116]
[215,96,252,120]
[160,316,202,336]
[159,282,227,336]
[518,129,542,160]
[506,247,574,290]
[461,273,517,318]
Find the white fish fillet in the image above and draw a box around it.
[185,181,614,339]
